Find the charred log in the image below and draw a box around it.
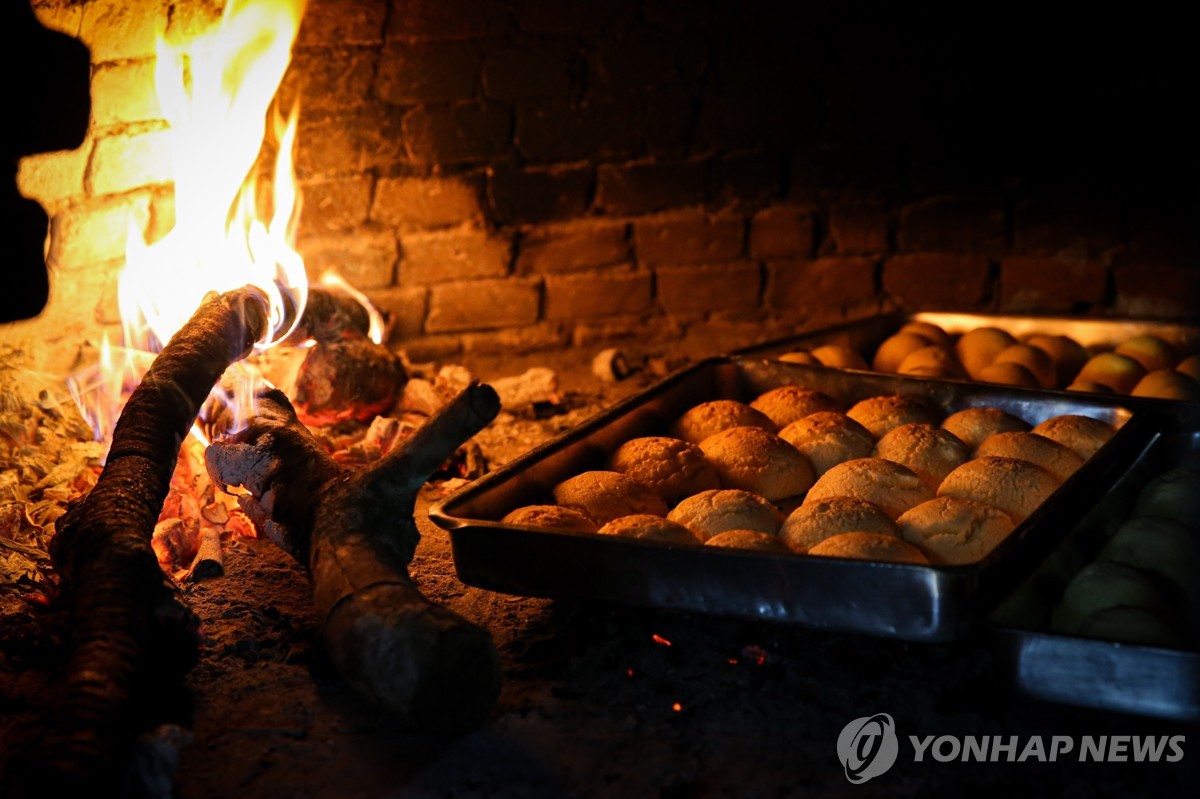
[292,337,407,426]
[284,283,372,344]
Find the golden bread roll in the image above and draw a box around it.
[750,385,842,429]
[1176,354,1200,381]
[598,514,700,545]
[1065,379,1114,394]
[992,344,1056,388]
[704,529,791,553]
[896,496,1015,565]
[955,327,1017,378]
[1025,334,1090,387]
[846,394,941,438]
[778,351,820,365]
[1115,335,1179,373]
[896,346,964,379]
[873,423,969,489]
[937,456,1059,523]
[811,344,870,370]
[699,426,815,501]
[941,407,1030,451]
[1075,352,1147,394]
[502,505,598,532]
[778,411,875,477]
[975,431,1085,482]
[898,321,951,347]
[609,436,720,503]
[779,495,897,553]
[1030,414,1114,460]
[873,333,934,372]
[671,399,776,444]
[975,361,1041,388]
[668,489,784,541]
[807,532,929,564]
[804,457,934,520]
[552,471,668,525]
[1131,369,1200,401]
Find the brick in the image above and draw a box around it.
[462,323,571,354]
[826,202,890,256]
[297,226,398,289]
[898,197,1006,253]
[88,129,173,196]
[387,0,510,42]
[515,99,640,162]
[487,165,592,225]
[515,221,629,274]
[400,333,464,361]
[373,175,483,230]
[297,108,407,178]
[16,144,91,209]
[544,269,652,319]
[298,0,387,46]
[92,61,160,127]
[364,285,428,339]
[399,225,511,285]
[766,257,879,317]
[656,262,762,316]
[512,0,636,34]
[426,278,541,333]
[572,314,684,347]
[402,104,512,165]
[32,0,83,35]
[79,0,160,62]
[1000,257,1108,312]
[376,42,480,104]
[633,212,745,266]
[595,160,707,216]
[482,49,577,100]
[281,49,377,113]
[1014,197,1123,257]
[750,206,815,261]
[1113,265,1200,318]
[707,151,783,211]
[883,254,992,309]
[300,175,375,233]
[48,193,152,271]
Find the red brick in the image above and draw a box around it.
[1113,265,1200,318]
[301,175,375,233]
[297,108,407,178]
[364,285,429,340]
[898,197,1006,253]
[282,49,377,113]
[766,257,879,317]
[749,206,815,261]
[48,193,152,271]
[375,42,480,104]
[402,104,512,166]
[462,323,571,354]
[595,159,708,216]
[1014,197,1122,257]
[826,201,889,255]
[299,0,387,46]
[999,257,1108,312]
[516,221,630,273]
[544,269,653,319]
[633,212,745,266]
[399,226,511,285]
[572,314,685,347]
[426,278,541,333]
[482,49,578,100]
[387,0,510,42]
[372,175,483,230]
[656,262,762,316]
[298,227,398,290]
[401,333,464,361]
[487,165,592,225]
[88,129,173,195]
[883,254,992,309]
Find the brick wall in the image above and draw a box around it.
[12,0,1200,357]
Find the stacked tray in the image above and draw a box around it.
[431,357,1143,642]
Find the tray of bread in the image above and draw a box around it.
[737,312,1200,402]
[989,417,1200,721]
[431,357,1147,641]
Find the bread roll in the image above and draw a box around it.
[941,407,1030,451]
[1099,516,1200,611]
[811,345,869,370]
[1131,369,1200,401]
[898,321,951,348]
[777,411,874,477]
[668,489,785,541]
[1133,468,1200,527]
[778,351,820,365]
[1076,352,1147,394]
[956,327,1017,378]
[873,423,969,489]
[1030,414,1114,460]
[1025,334,1090,387]
[1176,354,1200,381]
[1115,335,1179,373]
[975,431,1085,482]
[992,344,1056,388]
[750,385,842,429]
[502,505,597,532]
[598,514,700,545]
[671,399,776,444]
[804,457,934,520]
[846,394,941,439]
[1050,561,1174,635]
[896,346,964,379]
[937,456,1059,523]
[1065,379,1114,394]
[807,532,929,564]
[896,497,1015,565]
[609,436,720,504]
[705,529,791,553]
[779,495,897,553]
[699,426,815,501]
[975,361,1041,388]
[873,333,935,372]
[552,471,668,525]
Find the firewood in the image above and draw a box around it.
[284,283,372,344]
[292,337,407,425]
[185,527,224,582]
[21,287,269,794]
[205,382,502,732]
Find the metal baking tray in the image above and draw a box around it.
[989,424,1200,721]
[737,311,1200,398]
[431,357,1147,641]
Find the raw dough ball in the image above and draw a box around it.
[1050,561,1174,634]
[699,427,815,501]
[552,471,668,525]
[941,407,1030,452]
[779,495,897,553]
[598,514,700,545]
[502,505,598,532]
[1133,468,1200,527]
[671,400,776,444]
[750,385,842,429]
[1031,415,1115,460]
[896,497,1015,565]
[1099,515,1200,610]
[938,456,1059,523]
[975,431,1085,482]
[873,423,969,489]
[608,436,720,504]
[807,532,929,564]
[804,457,934,520]
[777,411,875,477]
[1077,606,1187,649]
[668,489,785,541]
[846,394,941,439]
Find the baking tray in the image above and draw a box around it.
[989,425,1200,722]
[430,357,1147,641]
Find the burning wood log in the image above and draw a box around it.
[284,283,372,344]
[292,337,407,425]
[205,382,502,732]
[23,287,269,793]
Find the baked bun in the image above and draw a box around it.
[873,333,935,372]
[750,385,842,429]
[668,489,785,541]
[609,436,720,503]
[898,321,951,348]
[896,497,1015,565]
[1050,561,1174,634]
[779,496,897,553]
[1115,335,1179,373]
[807,532,929,564]
[941,407,1030,451]
[975,431,1085,482]
[1025,334,1090,387]
[778,351,820,365]
[502,505,597,532]
[598,514,700,545]
[956,327,1017,378]
[699,427,815,501]
[992,344,1056,388]
[552,471,668,525]
[671,400,775,444]
[1131,369,1200,401]
[975,361,1041,388]
[804,457,934,520]
[896,346,964,379]
[777,411,874,477]
[846,395,941,439]
[1075,352,1147,394]
[937,456,1059,523]
[811,344,869,370]
[1030,414,1115,460]
[1065,379,1114,394]
[873,423,969,489]
[705,529,791,553]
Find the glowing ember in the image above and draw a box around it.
[671,702,682,712]
[651,633,672,647]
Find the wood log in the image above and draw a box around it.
[284,283,371,344]
[205,382,502,732]
[22,288,269,795]
[292,337,407,426]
